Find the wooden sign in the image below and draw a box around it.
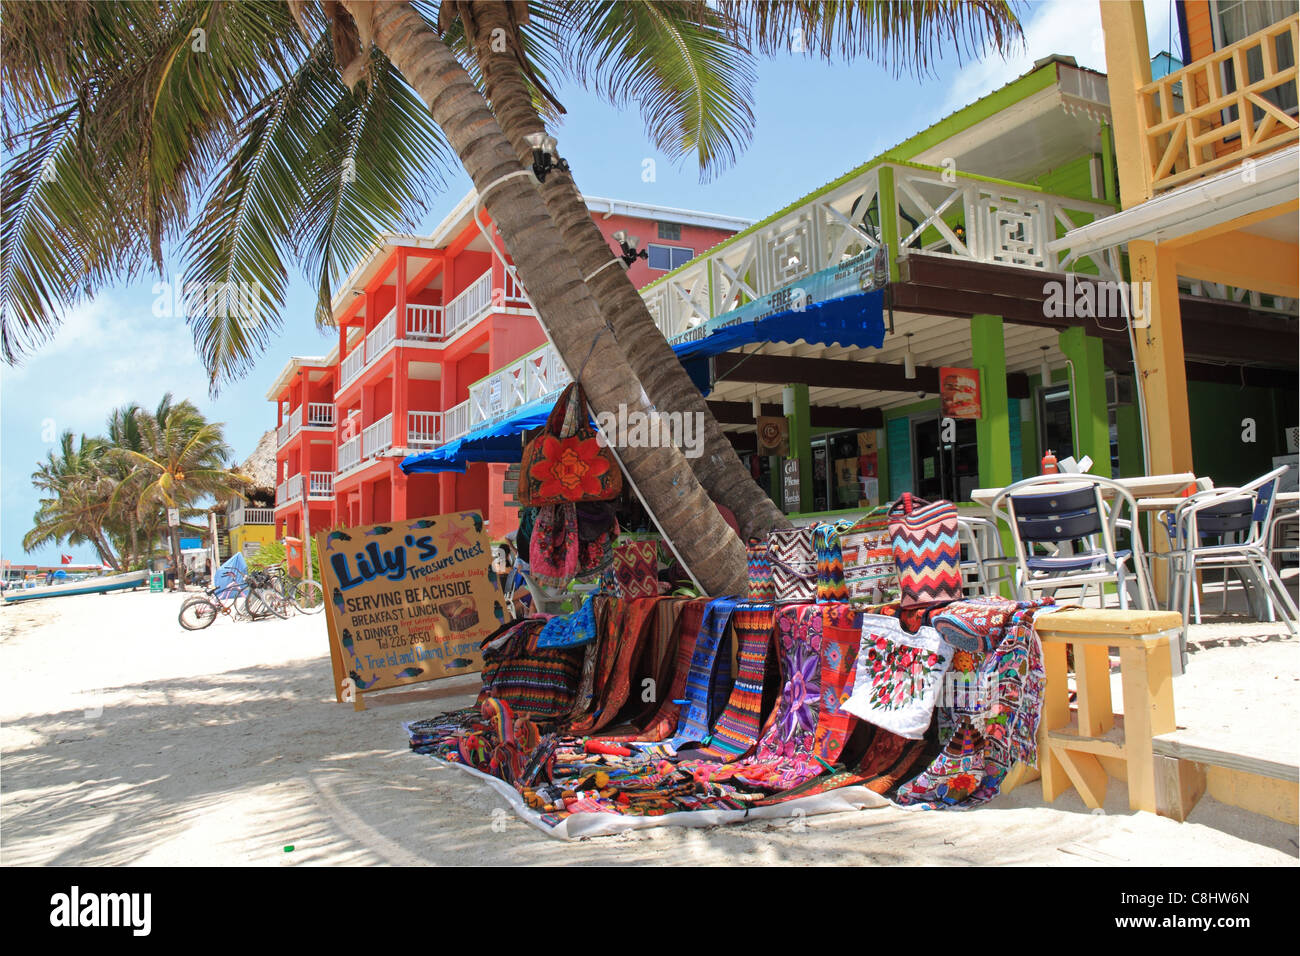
[781,458,803,513]
[756,415,790,456]
[317,511,503,709]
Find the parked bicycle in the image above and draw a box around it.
[177,568,289,630]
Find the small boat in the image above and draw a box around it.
[1,570,150,604]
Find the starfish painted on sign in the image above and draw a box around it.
[443,521,474,550]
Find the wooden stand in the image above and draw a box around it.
[1032,608,1183,813]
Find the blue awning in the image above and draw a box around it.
[401,402,554,474]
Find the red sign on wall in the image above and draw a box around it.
[939,367,982,419]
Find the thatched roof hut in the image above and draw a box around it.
[233,429,277,506]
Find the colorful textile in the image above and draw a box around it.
[932,595,1015,654]
[565,596,613,723]
[518,382,622,505]
[814,521,852,603]
[814,604,864,763]
[530,503,579,587]
[602,599,708,742]
[535,596,598,648]
[668,597,739,748]
[615,597,688,732]
[613,538,660,599]
[746,539,775,602]
[842,613,954,740]
[839,507,901,607]
[768,526,816,604]
[567,597,659,735]
[888,494,962,606]
[688,603,775,762]
[895,598,1050,810]
[478,620,583,720]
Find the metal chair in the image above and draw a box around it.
[1157,466,1297,642]
[956,514,1016,597]
[991,474,1153,611]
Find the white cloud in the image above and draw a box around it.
[940,0,1177,115]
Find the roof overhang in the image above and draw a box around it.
[264,356,332,401]
[1050,145,1300,258]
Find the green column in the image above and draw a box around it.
[877,166,901,283]
[1058,326,1111,474]
[784,383,813,513]
[971,314,1013,489]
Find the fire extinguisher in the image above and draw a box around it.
[1041,449,1058,475]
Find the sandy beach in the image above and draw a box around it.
[1,588,1295,866]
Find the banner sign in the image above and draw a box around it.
[670,246,888,346]
[782,458,803,513]
[757,416,790,456]
[318,511,501,703]
[939,366,983,419]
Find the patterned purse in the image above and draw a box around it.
[841,613,954,739]
[767,526,817,604]
[839,506,901,608]
[612,536,660,599]
[518,382,622,506]
[746,538,775,602]
[814,520,853,603]
[888,493,962,607]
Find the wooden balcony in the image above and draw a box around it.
[1140,14,1299,193]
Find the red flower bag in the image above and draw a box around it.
[518,383,622,506]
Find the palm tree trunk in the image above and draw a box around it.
[461,1,789,544]
[350,0,748,596]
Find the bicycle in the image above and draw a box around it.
[177,582,251,630]
[264,565,325,614]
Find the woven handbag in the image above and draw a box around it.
[839,506,901,608]
[767,526,817,604]
[887,493,962,607]
[746,538,775,602]
[518,382,622,506]
[813,519,853,603]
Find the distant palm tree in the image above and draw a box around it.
[25,432,121,569]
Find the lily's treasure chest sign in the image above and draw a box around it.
[317,511,502,708]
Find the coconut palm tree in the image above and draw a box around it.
[116,397,250,588]
[25,431,122,569]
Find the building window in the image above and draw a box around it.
[647,244,695,271]
[1211,1,1297,118]
[657,221,682,241]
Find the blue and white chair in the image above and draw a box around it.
[991,474,1153,611]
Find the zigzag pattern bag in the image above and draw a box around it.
[839,506,902,608]
[746,538,775,602]
[768,526,817,604]
[888,493,962,607]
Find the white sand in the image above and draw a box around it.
[1,589,1295,866]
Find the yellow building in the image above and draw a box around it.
[226,494,277,561]
[1059,2,1298,475]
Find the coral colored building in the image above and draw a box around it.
[266,192,748,539]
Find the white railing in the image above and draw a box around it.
[306,402,334,427]
[406,303,443,341]
[467,343,571,430]
[276,418,290,446]
[277,474,304,505]
[407,410,443,448]
[275,479,288,505]
[504,265,531,307]
[366,308,397,362]
[639,159,1120,341]
[276,406,303,447]
[362,413,393,459]
[309,471,333,498]
[444,400,472,442]
[340,346,366,389]
[337,435,361,474]
[228,506,275,528]
[443,269,494,340]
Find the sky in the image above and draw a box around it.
[0,0,1177,566]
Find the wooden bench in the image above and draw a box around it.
[1151,732,1299,824]
[1026,608,1185,814]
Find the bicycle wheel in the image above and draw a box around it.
[250,587,291,620]
[178,597,220,631]
[289,579,325,613]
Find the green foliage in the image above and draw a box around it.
[246,538,321,580]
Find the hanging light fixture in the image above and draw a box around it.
[1039,346,1052,383]
[523,132,569,182]
[611,229,647,267]
[752,387,762,420]
[903,333,917,380]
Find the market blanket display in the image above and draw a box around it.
[404,578,1056,837]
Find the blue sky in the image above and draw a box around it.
[0,0,1175,565]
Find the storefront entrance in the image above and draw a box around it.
[911,415,978,502]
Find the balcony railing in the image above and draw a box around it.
[443,269,494,341]
[306,402,334,427]
[366,308,397,363]
[309,471,333,498]
[228,506,275,528]
[468,344,571,426]
[1140,14,1299,192]
[444,400,471,442]
[276,474,304,506]
[406,303,443,341]
[340,346,366,389]
[407,410,443,448]
[639,159,1119,342]
[276,406,303,447]
[337,435,362,474]
[362,413,393,460]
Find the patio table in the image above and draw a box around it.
[969,472,1198,509]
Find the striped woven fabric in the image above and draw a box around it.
[888,494,962,606]
[477,620,583,720]
[598,598,708,742]
[615,597,689,731]
[668,596,739,748]
[689,603,775,762]
[814,520,852,603]
[814,604,864,763]
[840,507,901,607]
[768,526,816,604]
[746,539,775,602]
[567,596,660,735]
